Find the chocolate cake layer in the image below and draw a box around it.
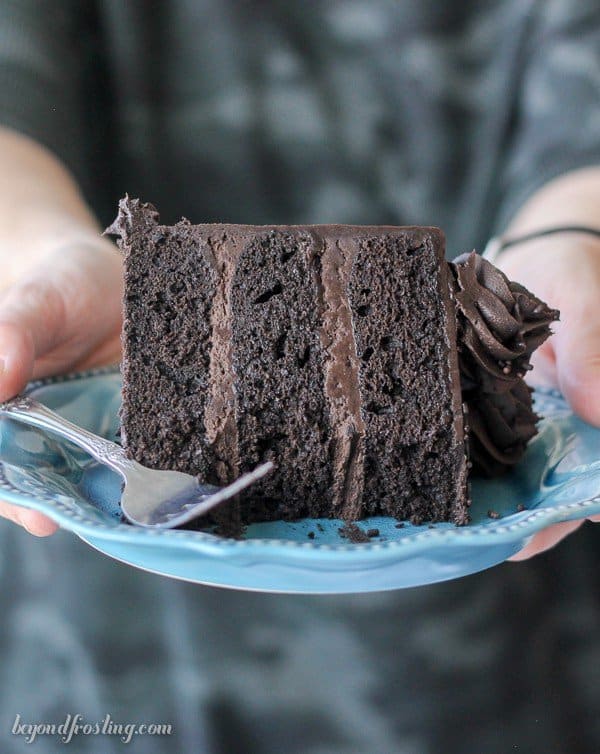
[348,231,468,524]
[109,200,218,481]
[230,230,333,520]
[108,197,470,529]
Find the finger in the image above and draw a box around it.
[508,519,583,561]
[0,500,58,536]
[0,277,66,400]
[555,319,600,426]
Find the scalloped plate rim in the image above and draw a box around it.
[0,367,597,565]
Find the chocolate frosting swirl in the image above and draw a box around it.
[449,252,559,476]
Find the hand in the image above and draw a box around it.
[0,238,123,535]
[497,234,600,560]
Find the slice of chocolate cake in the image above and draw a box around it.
[106,196,557,532]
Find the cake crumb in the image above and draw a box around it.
[366,528,379,538]
[338,523,370,543]
[395,522,405,529]
[487,510,501,520]
[317,523,325,532]
[307,531,315,539]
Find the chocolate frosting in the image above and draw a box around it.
[449,251,559,475]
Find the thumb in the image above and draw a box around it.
[0,241,123,402]
[0,278,65,536]
[0,276,66,401]
[555,318,600,426]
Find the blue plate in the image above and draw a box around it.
[0,368,599,593]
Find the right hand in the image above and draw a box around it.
[497,234,600,560]
[0,238,123,535]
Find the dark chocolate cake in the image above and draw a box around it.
[106,197,558,531]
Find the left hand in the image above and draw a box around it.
[497,234,600,560]
[0,238,123,535]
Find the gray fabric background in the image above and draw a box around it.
[1,0,600,252]
[0,1,600,752]
[1,524,600,753]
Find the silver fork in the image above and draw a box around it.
[0,395,273,529]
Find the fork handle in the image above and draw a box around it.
[0,395,134,476]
